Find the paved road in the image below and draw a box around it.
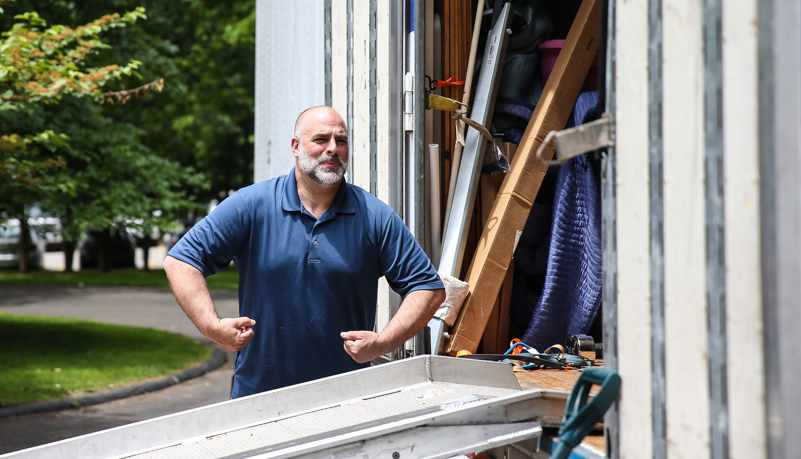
[0,285,240,455]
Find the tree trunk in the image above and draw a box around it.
[63,240,76,273]
[18,218,30,273]
[98,230,111,272]
[142,244,150,271]
[62,206,74,273]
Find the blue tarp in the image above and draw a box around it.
[513,91,603,351]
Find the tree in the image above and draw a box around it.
[1,4,206,272]
[0,4,147,271]
[1,1,255,271]
[4,97,206,271]
[2,0,256,204]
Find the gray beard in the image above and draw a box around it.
[297,145,348,186]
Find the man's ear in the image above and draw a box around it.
[291,137,300,158]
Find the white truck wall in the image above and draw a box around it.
[613,0,769,457]
[256,0,405,338]
[329,0,405,338]
[254,0,326,183]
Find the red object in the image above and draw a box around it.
[435,77,465,88]
[509,338,525,355]
[538,39,599,92]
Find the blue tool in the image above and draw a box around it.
[551,368,621,459]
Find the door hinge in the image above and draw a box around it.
[536,112,614,166]
[403,72,414,132]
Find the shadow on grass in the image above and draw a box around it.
[0,313,212,407]
[0,267,239,290]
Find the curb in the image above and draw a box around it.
[0,347,227,418]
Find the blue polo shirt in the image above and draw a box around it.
[169,168,443,397]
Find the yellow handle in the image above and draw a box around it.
[428,94,463,112]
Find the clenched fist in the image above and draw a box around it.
[341,330,390,363]
[207,317,256,351]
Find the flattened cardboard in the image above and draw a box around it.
[446,0,602,355]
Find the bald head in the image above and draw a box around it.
[294,106,346,140]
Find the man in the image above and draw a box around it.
[164,106,445,398]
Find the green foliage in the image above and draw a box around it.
[0,312,213,406]
[2,0,256,203]
[0,4,146,195]
[9,96,207,239]
[0,7,145,110]
[1,3,238,268]
[0,267,240,289]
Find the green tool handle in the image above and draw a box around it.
[551,368,621,459]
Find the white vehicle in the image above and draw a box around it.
[0,219,45,270]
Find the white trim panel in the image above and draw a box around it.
[331,0,348,116]
[615,0,653,456]
[352,1,371,191]
[723,0,765,457]
[375,0,392,334]
[662,0,710,457]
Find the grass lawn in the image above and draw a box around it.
[0,267,238,290]
[0,313,214,407]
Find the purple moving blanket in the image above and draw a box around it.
[519,91,602,351]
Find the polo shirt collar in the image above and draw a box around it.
[281,167,356,217]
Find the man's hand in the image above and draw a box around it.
[341,331,389,363]
[341,289,445,364]
[208,317,257,352]
[165,256,257,353]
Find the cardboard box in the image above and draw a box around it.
[446,0,602,355]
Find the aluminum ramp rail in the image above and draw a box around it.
[3,356,571,459]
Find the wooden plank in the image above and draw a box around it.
[515,364,602,393]
[480,295,501,354]
[496,261,512,353]
[614,0,653,456]
[478,174,511,356]
[722,0,765,456]
[441,0,472,199]
[447,0,602,355]
[662,0,710,456]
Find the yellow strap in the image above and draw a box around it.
[427,94,494,146]
[543,344,565,359]
[428,94,464,111]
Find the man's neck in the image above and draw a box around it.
[294,168,341,220]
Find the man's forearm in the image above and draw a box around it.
[164,256,256,351]
[163,256,219,335]
[379,288,445,351]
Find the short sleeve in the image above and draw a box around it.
[168,193,251,277]
[378,211,444,297]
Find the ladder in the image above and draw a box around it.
[5,356,571,459]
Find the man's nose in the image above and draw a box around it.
[325,137,339,154]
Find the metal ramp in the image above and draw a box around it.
[5,356,570,459]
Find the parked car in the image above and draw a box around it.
[79,228,136,269]
[0,220,45,269]
[27,205,63,252]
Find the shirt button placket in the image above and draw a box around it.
[310,228,319,259]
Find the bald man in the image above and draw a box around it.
[164,106,445,397]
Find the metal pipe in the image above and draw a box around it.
[429,144,442,267]
[438,3,512,278]
[411,0,428,356]
[413,0,426,246]
[429,4,513,356]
